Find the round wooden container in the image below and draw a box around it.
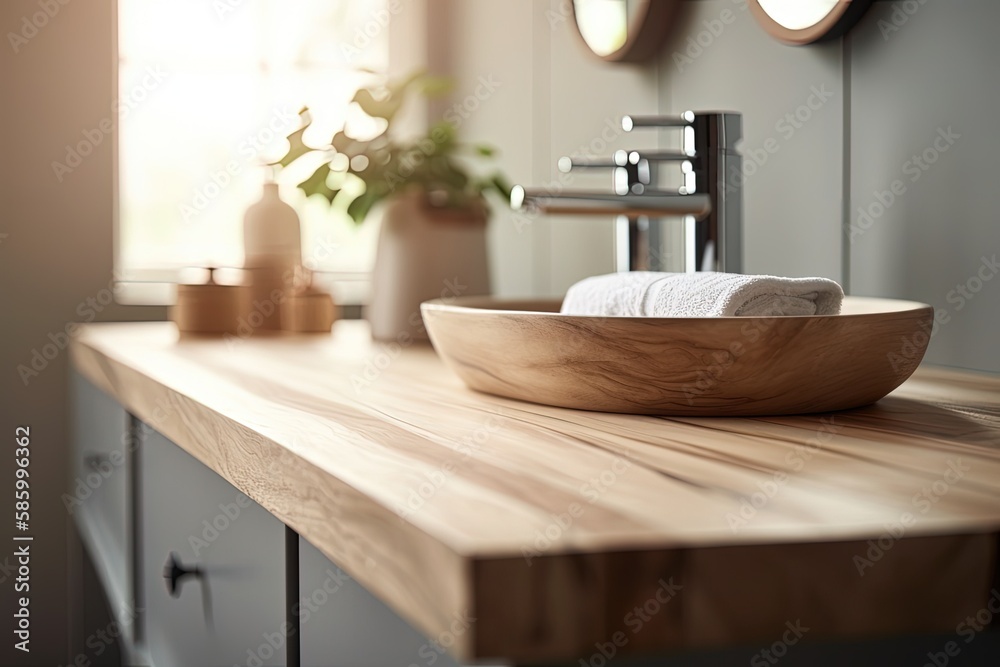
[170,273,248,336]
[281,287,337,334]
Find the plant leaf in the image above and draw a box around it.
[272,108,315,167]
[345,189,380,225]
[432,156,469,191]
[429,121,456,149]
[295,70,512,220]
[354,71,454,121]
[418,75,453,97]
[354,71,424,120]
[297,164,339,204]
[351,87,402,120]
[490,173,513,201]
[386,69,427,97]
[332,130,370,158]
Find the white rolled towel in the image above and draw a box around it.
[561,271,844,317]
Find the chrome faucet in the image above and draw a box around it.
[510,111,743,273]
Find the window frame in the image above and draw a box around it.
[112,0,391,306]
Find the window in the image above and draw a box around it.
[117,0,388,302]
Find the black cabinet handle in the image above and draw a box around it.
[83,452,111,470]
[163,552,201,598]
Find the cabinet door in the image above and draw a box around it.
[71,372,132,621]
[298,536,463,667]
[141,429,286,667]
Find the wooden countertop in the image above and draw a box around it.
[71,322,1000,662]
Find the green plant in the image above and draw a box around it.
[275,71,511,224]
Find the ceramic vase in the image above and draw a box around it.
[368,190,490,341]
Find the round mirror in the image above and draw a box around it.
[750,0,872,45]
[571,0,680,63]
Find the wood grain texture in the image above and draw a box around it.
[422,295,934,416]
[70,322,1000,661]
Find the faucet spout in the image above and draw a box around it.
[508,111,742,273]
[510,187,711,219]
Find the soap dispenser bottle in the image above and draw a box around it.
[242,181,302,331]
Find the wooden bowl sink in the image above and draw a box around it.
[421,296,934,416]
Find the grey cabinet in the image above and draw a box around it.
[70,372,135,646]
[298,536,461,667]
[72,374,480,667]
[140,429,286,667]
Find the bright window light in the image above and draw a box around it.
[117,0,387,295]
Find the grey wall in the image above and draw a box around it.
[664,0,844,281]
[0,1,163,664]
[671,0,1000,373]
[442,0,1000,374]
[848,0,1000,373]
[438,0,661,298]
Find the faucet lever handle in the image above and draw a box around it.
[556,156,619,172]
[559,151,653,194]
[622,111,696,131]
[623,112,742,153]
[628,150,695,162]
